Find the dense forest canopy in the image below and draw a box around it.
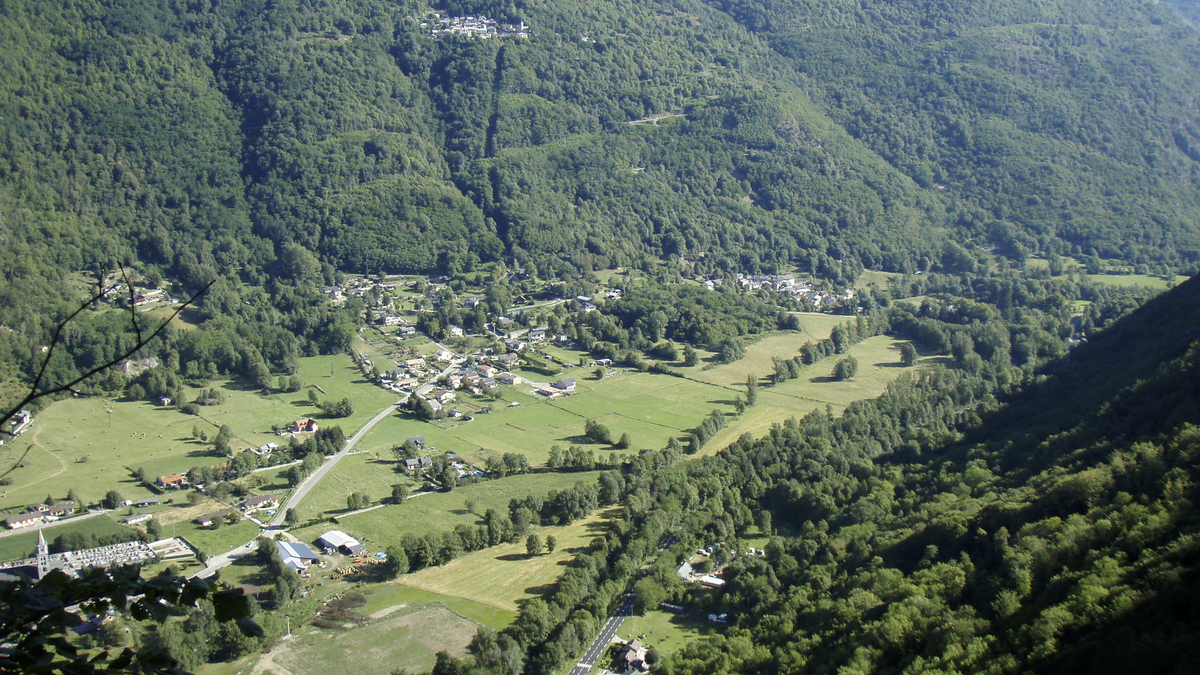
[3,0,1198,298]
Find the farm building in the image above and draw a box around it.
[138,497,160,507]
[318,530,366,555]
[277,541,321,571]
[552,377,576,392]
[124,514,153,525]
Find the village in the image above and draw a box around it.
[0,261,891,675]
[419,12,531,40]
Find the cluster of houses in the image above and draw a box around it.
[191,494,280,529]
[4,501,74,530]
[719,273,856,308]
[424,13,530,39]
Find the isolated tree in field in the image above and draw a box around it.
[103,490,124,509]
[287,466,305,487]
[188,491,204,506]
[833,356,859,381]
[146,519,163,540]
[615,432,631,449]
[526,534,543,556]
[545,535,557,553]
[392,484,410,503]
[593,366,606,380]
[307,389,319,406]
[347,492,370,510]
[285,508,299,526]
[900,342,918,367]
[717,337,745,363]
[321,397,354,418]
[465,497,478,514]
[745,374,759,406]
[682,344,698,366]
[213,424,234,455]
[584,419,612,444]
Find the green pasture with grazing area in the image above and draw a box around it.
[259,602,479,675]
[619,609,725,659]
[0,354,394,511]
[684,318,849,389]
[1085,273,1178,290]
[359,583,516,629]
[695,335,929,455]
[299,369,739,511]
[291,471,601,550]
[398,508,616,613]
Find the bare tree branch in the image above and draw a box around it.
[0,276,213,482]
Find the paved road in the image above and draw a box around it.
[270,357,461,527]
[0,508,108,539]
[191,352,462,577]
[193,537,259,579]
[268,402,402,527]
[570,594,635,675]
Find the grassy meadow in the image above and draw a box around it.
[397,508,616,613]
[0,354,394,511]
[292,471,602,548]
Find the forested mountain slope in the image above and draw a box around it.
[653,273,1200,675]
[1,0,1198,386]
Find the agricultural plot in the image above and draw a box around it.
[695,335,928,455]
[619,609,724,659]
[359,584,516,630]
[263,603,478,675]
[292,472,601,551]
[0,354,393,511]
[685,318,847,388]
[1085,273,1178,290]
[398,509,616,613]
[301,369,738,503]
